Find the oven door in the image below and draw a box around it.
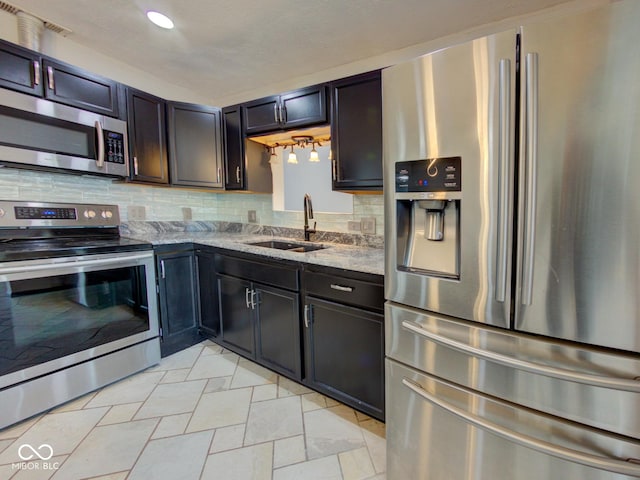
[0,250,158,389]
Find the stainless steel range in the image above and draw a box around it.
[0,200,160,428]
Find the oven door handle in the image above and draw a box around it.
[0,252,152,276]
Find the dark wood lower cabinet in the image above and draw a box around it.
[192,248,385,420]
[302,266,385,420]
[195,248,220,337]
[255,284,301,379]
[214,252,302,380]
[303,297,384,420]
[155,245,202,357]
[218,274,255,357]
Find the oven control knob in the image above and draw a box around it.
[84,209,96,219]
[101,210,113,219]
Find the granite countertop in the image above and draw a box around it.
[125,231,384,276]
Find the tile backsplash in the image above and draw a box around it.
[0,168,384,235]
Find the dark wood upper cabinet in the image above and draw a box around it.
[222,105,272,193]
[0,40,43,96]
[243,85,327,135]
[127,87,169,184]
[0,39,121,117]
[167,101,223,189]
[330,70,383,191]
[42,59,120,117]
[222,105,245,190]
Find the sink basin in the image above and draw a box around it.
[248,240,326,253]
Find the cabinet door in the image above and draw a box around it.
[243,95,280,135]
[0,41,43,96]
[42,59,120,117]
[218,274,254,357]
[127,88,169,184]
[157,249,200,357]
[255,284,301,379]
[196,249,219,337]
[280,85,327,130]
[304,296,384,420]
[222,105,244,189]
[167,102,223,188]
[331,71,383,190]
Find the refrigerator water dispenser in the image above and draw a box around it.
[395,157,462,278]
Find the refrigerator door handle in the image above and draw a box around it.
[401,319,640,392]
[495,58,512,303]
[521,52,539,305]
[401,377,640,477]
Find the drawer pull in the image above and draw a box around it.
[330,284,353,293]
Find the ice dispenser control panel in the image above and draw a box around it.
[395,157,461,198]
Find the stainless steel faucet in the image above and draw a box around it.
[303,193,316,241]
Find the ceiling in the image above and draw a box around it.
[6,0,575,104]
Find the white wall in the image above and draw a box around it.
[0,9,207,103]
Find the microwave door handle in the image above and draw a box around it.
[95,121,105,168]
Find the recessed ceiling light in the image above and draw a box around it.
[146,11,174,29]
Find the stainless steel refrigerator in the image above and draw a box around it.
[383,2,640,479]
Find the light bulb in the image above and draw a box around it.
[147,11,175,29]
[287,146,298,164]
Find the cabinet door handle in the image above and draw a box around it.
[245,287,251,308]
[217,167,221,184]
[280,105,287,124]
[304,304,311,328]
[235,166,241,184]
[33,61,40,86]
[332,158,337,181]
[160,260,166,279]
[133,156,139,176]
[47,66,54,90]
[250,289,257,309]
[273,103,279,124]
[330,284,353,293]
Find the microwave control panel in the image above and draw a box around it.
[105,131,126,164]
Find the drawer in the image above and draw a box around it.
[215,253,299,291]
[385,302,640,440]
[304,270,383,311]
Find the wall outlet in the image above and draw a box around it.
[182,207,192,221]
[347,221,362,232]
[248,210,257,223]
[128,205,146,221]
[361,217,376,235]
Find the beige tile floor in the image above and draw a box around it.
[0,340,386,480]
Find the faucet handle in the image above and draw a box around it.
[313,221,317,231]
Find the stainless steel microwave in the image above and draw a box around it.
[0,88,129,177]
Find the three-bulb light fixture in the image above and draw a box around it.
[269,136,330,164]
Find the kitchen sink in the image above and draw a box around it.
[248,240,326,253]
